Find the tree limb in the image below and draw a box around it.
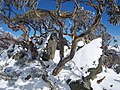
[52,4,102,75]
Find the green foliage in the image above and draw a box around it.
[1,0,39,10]
[107,6,120,25]
[105,0,120,25]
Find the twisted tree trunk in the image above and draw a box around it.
[52,7,102,75]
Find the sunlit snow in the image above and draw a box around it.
[0,38,120,90]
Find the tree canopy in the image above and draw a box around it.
[0,0,120,76]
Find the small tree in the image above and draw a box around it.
[0,0,120,76]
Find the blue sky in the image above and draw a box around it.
[0,0,120,44]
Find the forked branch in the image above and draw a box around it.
[52,4,102,75]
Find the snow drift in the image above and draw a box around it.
[0,38,120,90]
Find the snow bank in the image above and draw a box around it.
[71,38,102,76]
[0,37,120,90]
[91,67,120,90]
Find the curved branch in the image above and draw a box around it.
[52,6,102,76]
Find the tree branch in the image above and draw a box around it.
[52,3,102,75]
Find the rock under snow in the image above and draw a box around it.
[0,38,120,90]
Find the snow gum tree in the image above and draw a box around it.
[0,0,120,83]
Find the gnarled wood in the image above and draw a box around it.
[52,7,102,75]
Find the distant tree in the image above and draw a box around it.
[0,0,120,77]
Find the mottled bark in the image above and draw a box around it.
[52,6,102,75]
[47,34,58,60]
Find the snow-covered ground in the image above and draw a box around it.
[109,46,120,52]
[91,67,120,90]
[0,38,120,90]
